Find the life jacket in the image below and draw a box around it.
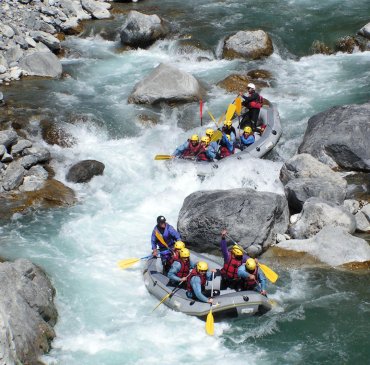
[222,125,236,139]
[196,147,209,161]
[168,250,180,266]
[219,145,232,158]
[249,94,264,109]
[187,268,207,293]
[175,259,190,278]
[242,267,259,289]
[182,141,202,157]
[220,252,243,279]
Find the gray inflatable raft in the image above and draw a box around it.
[143,252,272,320]
[166,102,282,177]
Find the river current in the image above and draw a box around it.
[0,1,370,364]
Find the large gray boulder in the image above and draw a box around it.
[66,159,105,183]
[177,188,289,257]
[128,63,205,105]
[19,50,62,78]
[358,22,370,39]
[277,226,370,266]
[222,30,273,60]
[298,102,370,171]
[280,154,347,213]
[289,197,356,239]
[120,10,169,48]
[0,259,57,365]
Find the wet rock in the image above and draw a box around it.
[277,226,370,267]
[247,69,272,80]
[298,102,370,171]
[81,0,111,19]
[311,40,333,55]
[289,197,356,239]
[222,30,273,60]
[19,175,46,192]
[0,130,18,148]
[11,138,32,155]
[2,160,25,191]
[177,188,289,256]
[0,259,57,365]
[354,211,370,232]
[334,36,362,53]
[30,31,61,51]
[1,152,13,163]
[217,73,269,93]
[66,159,105,183]
[41,120,76,147]
[358,22,370,39]
[19,50,62,78]
[172,39,214,61]
[128,63,205,105]
[119,10,169,48]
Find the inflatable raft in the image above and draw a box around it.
[143,251,272,320]
[166,102,282,177]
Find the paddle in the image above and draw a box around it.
[205,272,215,336]
[200,99,203,126]
[155,229,171,251]
[225,103,236,122]
[226,234,279,283]
[117,254,154,270]
[152,281,185,312]
[235,97,242,116]
[154,155,174,160]
[210,130,222,143]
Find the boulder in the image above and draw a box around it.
[284,177,347,214]
[41,120,76,147]
[11,139,32,155]
[357,22,370,40]
[81,0,111,19]
[2,161,25,191]
[128,63,205,105]
[177,188,289,256]
[289,197,356,239]
[0,130,18,148]
[354,211,370,232]
[30,31,61,51]
[277,226,370,266]
[66,159,105,183]
[120,10,169,48]
[298,102,370,171]
[19,50,62,78]
[222,30,273,60]
[0,259,57,365]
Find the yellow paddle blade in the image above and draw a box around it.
[155,230,169,249]
[258,263,279,283]
[152,292,171,312]
[205,308,214,336]
[210,130,222,142]
[217,113,225,127]
[154,155,174,160]
[225,104,236,122]
[117,258,140,269]
[235,97,242,116]
[207,111,217,124]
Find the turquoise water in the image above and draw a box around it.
[1,0,370,364]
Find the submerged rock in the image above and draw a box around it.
[177,188,289,256]
[0,259,57,365]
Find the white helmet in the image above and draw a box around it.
[247,83,255,90]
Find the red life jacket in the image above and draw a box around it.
[182,141,202,157]
[249,95,264,109]
[220,252,243,279]
[243,267,259,289]
[186,268,206,293]
[168,250,180,267]
[175,259,190,278]
[197,148,208,161]
[219,146,232,158]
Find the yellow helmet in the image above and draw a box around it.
[244,126,252,134]
[224,120,232,127]
[232,245,243,256]
[197,261,208,272]
[190,134,199,142]
[174,241,185,250]
[201,135,210,145]
[245,258,256,271]
[179,247,190,258]
[205,128,214,137]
